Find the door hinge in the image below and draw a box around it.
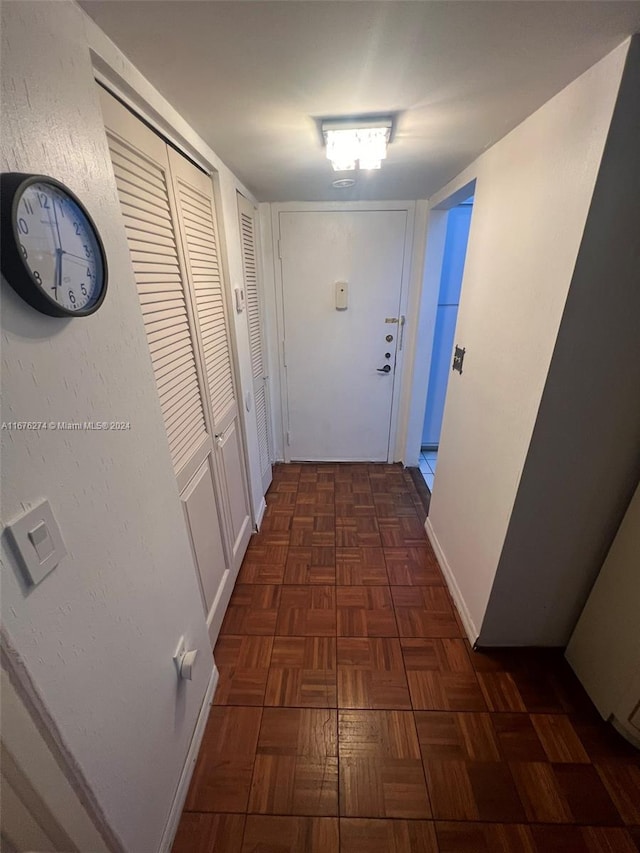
[286,430,291,446]
[282,339,287,367]
[277,238,283,259]
[398,315,406,351]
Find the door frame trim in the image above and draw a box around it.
[270,201,416,463]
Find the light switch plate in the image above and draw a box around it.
[5,499,67,587]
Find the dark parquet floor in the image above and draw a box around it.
[173,463,640,853]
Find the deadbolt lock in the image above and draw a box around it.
[385,334,393,342]
[385,352,391,359]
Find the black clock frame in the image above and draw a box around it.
[1,172,108,317]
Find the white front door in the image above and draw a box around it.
[279,210,408,461]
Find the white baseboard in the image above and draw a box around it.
[158,665,218,853]
[424,517,479,645]
[255,496,267,530]
[207,569,232,647]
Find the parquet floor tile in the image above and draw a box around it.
[339,709,431,818]
[392,586,461,637]
[424,759,526,822]
[384,546,443,586]
[283,546,336,584]
[173,463,640,853]
[265,636,337,707]
[171,813,246,853]
[435,821,536,853]
[214,636,273,706]
[402,639,487,711]
[337,637,412,709]
[337,586,398,637]
[529,825,639,853]
[185,707,262,813]
[277,585,337,636]
[335,546,388,585]
[249,708,338,815]
[510,761,621,824]
[340,818,438,852]
[242,816,339,853]
[220,585,281,635]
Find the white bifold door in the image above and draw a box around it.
[238,193,272,495]
[99,88,251,647]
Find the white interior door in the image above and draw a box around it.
[238,193,272,494]
[279,210,407,461]
[168,148,252,574]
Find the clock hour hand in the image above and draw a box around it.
[53,247,62,297]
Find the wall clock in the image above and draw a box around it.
[1,173,108,317]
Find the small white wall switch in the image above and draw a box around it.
[5,500,67,587]
[335,281,348,310]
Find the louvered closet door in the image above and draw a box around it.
[167,147,251,569]
[238,193,272,494]
[99,88,230,646]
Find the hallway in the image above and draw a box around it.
[172,464,640,853]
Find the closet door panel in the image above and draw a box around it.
[167,147,251,571]
[182,459,228,615]
[238,194,272,494]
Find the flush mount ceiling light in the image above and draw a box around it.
[321,116,394,172]
[332,178,356,189]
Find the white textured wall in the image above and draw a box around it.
[425,41,628,640]
[1,3,212,851]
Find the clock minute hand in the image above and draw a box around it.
[60,250,88,263]
[51,194,63,250]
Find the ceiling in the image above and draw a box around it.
[81,1,640,202]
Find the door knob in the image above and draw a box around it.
[377,365,391,373]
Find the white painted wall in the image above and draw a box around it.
[566,483,640,737]
[0,3,248,850]
[424,41,629,641]
[479,35,640,645]
[84,12,267,527]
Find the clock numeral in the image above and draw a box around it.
[83,244,91,258]
[23,198,34,216]
[18,218,29,235]
[33,271,42,285]
[69,290,76,306]
[80,283,88,297]
[74,222,81,236]
[20,244,28,260]
[37,192,50,209]
[57,199,65,218]
[86,267,93,278]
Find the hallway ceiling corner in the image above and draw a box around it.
[80,1,640,202]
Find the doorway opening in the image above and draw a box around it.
[418,193,474,493]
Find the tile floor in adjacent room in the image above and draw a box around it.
[419,450,437,492]
[172,463,640,853]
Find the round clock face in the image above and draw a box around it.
[1,174,108,317]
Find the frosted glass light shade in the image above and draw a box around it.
[324,125,390,172]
